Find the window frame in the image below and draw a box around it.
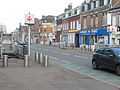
[95,48,104,54]
[104,48,114,56]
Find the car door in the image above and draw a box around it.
[103,49,116,70]
[95,49,105,67]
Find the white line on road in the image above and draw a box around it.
[49,56,58,60]
[70,67,120,89]
[73,54,92,60]
[74,55,81,58]
[62,53,70,56]
[50,55,120,88]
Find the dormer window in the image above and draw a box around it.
[87,3,91,10]
[99,0,104,6]
[91,2,94,9]
[63,14,65,18]
[74,9,77,14]
[93,1,96,8]
[104,0,108,5]
[96,0,99,8]
[85,4,88,11]
[68,12,71,16]
[107,0,110,4]
[81,5,85,12]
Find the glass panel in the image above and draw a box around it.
[104,49,113,55]
[113,48,120,56]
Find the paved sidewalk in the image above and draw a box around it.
[0,58,119,90]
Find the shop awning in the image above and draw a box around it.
[68,30,80,33]
[79,31,95,35]
[96,28,110,36]
[80,28,111,36]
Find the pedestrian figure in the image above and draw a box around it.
[49,41,52,46]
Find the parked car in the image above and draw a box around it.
[1,43,17,58]
[92,47,120,75]
[15,41,28,58]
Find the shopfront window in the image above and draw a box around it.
[112,38,115,44]
[95,35,97,43]
[118,39,120,45]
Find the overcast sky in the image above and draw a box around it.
[0,0,84,33]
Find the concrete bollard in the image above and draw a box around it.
[43,55,49,67]
[24,55,29,67]
[3,55,8,67]
[35,52,38,62]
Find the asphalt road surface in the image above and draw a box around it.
[31,44,120,88]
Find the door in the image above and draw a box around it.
[63,35,68,47]
[75,34,79,47]
[95,49,104,66]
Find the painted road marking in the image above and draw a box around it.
[62,53,70,56]
[32,46,120,88]
[50,56,58,60]
[74,55,81,58]
[65,65,120,88]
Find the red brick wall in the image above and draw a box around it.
[112,0,120,7]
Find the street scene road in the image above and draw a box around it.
[1,0,120,89]
[31,44,120,88]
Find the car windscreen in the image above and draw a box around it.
[113,48,120,56]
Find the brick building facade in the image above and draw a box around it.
[79,0,120,49]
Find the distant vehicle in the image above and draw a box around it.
[92,47,120,75]
[2,43,16,58]
[15,41,28,58]
[2,39,12,44]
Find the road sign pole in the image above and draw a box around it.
[25,12,34,56]
[28,25,31,56]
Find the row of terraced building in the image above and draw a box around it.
[56,0,120,49]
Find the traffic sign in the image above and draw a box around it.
[25,12,34,25]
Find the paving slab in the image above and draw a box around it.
[0,58,119,90]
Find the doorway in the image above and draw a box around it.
[75,34,79,47]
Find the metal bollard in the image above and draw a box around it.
[43,55,49,67]
[38,53,40,64]
[24,55,29,67]
[0,48,3,59]
[38,53,43,64]
[3,55,8,67]
[35,52,38,62]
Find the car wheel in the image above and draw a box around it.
[116,65,120,76]
[92,60,99,69]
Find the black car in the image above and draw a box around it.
[15,42,28,58]
[92,47,120,75]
